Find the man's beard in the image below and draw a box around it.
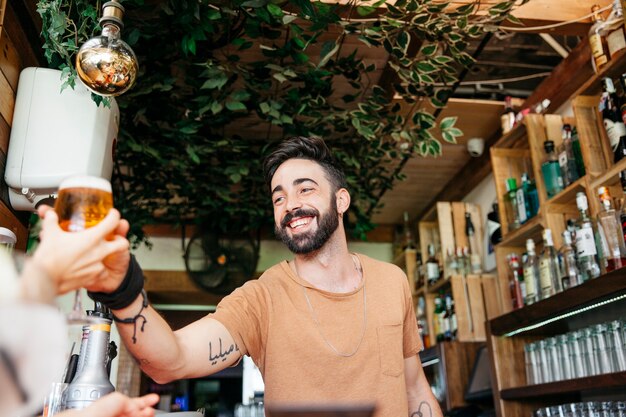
[275,198,340,255]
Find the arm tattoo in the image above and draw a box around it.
[209,338,240,365]
[410,401,432,417]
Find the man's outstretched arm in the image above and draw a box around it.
[404,355,444,417]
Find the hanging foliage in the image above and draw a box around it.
[37,0,522,245]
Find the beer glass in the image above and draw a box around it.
[54,175,113,323]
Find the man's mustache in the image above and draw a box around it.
[281,208,319,229]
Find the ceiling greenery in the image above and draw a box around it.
[37,0,521,245]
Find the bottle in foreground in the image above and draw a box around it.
[539,229,562,299]
[597,187,626,272]
[575,192,602,281]
[523,239,541,305]
[558,230,581,289]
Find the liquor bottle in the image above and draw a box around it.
[589,4,610,72]
[521,173,540,218]
[465,212,483,274]
[571,126,586,178]
[507,253,525,310]
[541,140,565,198]
[402,211,416,250]
[505,178,521,230]
[575,192,602,281]
[558,124,580,186]
[434,294,446,343]
[559,230,581,289]
[450,299,457,341]
[443,293,453,341]
[601,77,626,154]
[597,186,626,271]
[501,96,516,134]
[523,239,541,305]
[606,0,626,58]
[539,229,562,299]
[444,249,456,279]
[516,177,529,224]
[426,244,440,286]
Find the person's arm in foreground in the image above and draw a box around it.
[405,355,444,417]
[57,392,159,417]
[36,206,242,384]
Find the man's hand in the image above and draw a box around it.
[32,206,131,295]
[58,392,160,417]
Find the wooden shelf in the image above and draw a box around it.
[496,215,543,248]
[393,248,417,270]
[489,267,626,336]
[414,287,425,298]
[591,158,626,189]
[546,176,586,206]
[500,371,626,400]
[574,49,626,97]
[427,277,451,294]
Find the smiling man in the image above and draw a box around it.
[45,136,442,417]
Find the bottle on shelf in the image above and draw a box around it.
[506,253,525,310]
[539,229,562,299]
[523,238,541,305]
[516,176,529,225]
[571,126,586,178]
[443,293,453,341]
[501,96,516,134]
[444,249,457,279]
[402,211,416,250]
[575,192,602,281]
[542,140,565,199]
[589,4,610,72]
[426,244,440,286]
[606,0,626,58]
[597,186,626,271]
[465,212,483,274]
[449,298,457,341]
[559,230,581,289]
[521,173,540,219]
[600,77,626,155]
[504,178,521,231]
[558,124,580,187]
[434,293,446,343]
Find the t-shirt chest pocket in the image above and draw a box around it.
[376,323,404,377]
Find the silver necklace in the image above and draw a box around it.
[300,256,367,357]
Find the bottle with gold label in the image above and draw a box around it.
[590,4,610,72]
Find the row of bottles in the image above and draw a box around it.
[541,124,586,199]
[504,173,540,231]
[507,190,626,309]
[433,292,458,343]
[589,0,626,73]
[501,95,552,135]
[600,75,626,192]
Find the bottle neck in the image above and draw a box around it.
[102,23,121,40]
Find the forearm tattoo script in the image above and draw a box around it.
[209,338,240,365]
[410,401,433,417]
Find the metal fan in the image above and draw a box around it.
[184,231,259,295]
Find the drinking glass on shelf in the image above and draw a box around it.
[592,324,613,374]
[608,320,626,372]
[54,175,114,324]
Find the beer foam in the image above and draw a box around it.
[58,175,112,192]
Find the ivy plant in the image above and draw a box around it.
[37,0,522,245]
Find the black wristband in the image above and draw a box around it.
[88,254,145,310]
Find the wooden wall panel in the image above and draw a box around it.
[0,32,21,91]
[0,68,14,125]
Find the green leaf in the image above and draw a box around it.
[230,173,242,183]
[506,14,523,25]
[440,116,457,130]
[226,101,247,111]
[416,62,437,73]
[319,41,340,67]
[283,14,298,24]
[200,76,228,90]
[211,102,223,115]
[180,125,199,134]
[273,73,288,83]
[420,44,437,56]
[241,0,267,7]
[259,102,271,114]
[356,5,376,16]
[186,145,201,164]
[267,3,283,16]
[397,31,410,53]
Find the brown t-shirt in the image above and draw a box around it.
[210,253,422,417]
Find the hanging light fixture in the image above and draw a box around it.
[75,1,138,97]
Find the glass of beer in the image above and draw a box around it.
[54,175,113,323]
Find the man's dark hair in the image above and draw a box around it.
[263,136,348,192]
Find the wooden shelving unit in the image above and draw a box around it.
[500,372,626,401]
[487,50,626,417]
